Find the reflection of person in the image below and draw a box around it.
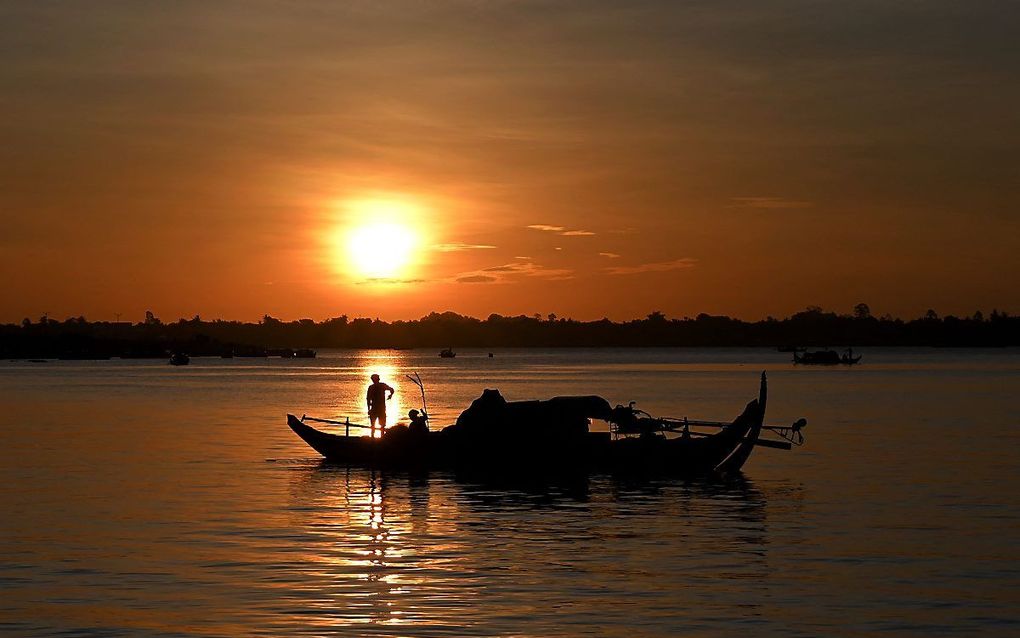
[408,409,429,436]
[366,373,395,435]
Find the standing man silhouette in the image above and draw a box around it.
[366,373,395,436]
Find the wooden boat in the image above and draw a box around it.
[286,373,787,476]
[793,348,861,365]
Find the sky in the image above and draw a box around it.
[1,1,1018,323]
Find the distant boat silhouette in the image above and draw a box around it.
[439,348,456,358]
[294,348,316,358]
[169,352,190,366]
[793,348,861,365]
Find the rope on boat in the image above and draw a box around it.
[301,415,373,429]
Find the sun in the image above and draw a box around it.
[327,196,430,282]
[346,222,416,279]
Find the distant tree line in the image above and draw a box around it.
[1,304,1016,359]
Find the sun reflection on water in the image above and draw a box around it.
[286,467,470,633]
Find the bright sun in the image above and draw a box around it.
[329,196,428,282]
[346,222,417,279]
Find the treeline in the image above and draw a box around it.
[1,305,1016,358]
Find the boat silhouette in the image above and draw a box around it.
[285,373,799,476]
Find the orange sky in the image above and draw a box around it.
[1,2,1018,323]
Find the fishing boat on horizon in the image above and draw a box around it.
[793,348,861,365]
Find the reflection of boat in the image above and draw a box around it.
[169,352,190,366]
[439,348,456,358]
[286,373,799,476]
[793,348,861,365]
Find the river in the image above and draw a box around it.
[1,348,1017,636]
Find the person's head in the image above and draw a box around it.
[370,373,380,382]
[408,409,419,419]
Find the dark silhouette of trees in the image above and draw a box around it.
[0,305,1016,359]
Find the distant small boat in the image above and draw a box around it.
[439,348,456,358]
[169,352,190,366]
[295,348,317,358]
[793,349,861,365]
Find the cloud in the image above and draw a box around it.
[356,277,426,285]
[457,275,498,284]
[729,197,812,210]
[605,258,697,275]
[527,224,595,237]
[433,242,497,251]
[599,252,621,258]
[457,260,574,283]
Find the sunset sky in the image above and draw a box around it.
[2,1,1017,323]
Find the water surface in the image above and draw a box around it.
[1,348,1017,636]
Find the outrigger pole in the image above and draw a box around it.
[656,416,808,447]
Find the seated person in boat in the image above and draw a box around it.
[408,409,429,436]
[366,373,395,434]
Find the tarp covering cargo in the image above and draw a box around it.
[443,389,612,440]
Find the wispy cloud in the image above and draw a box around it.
[356,277,426,285]
[433,242,497,252]
[605,258,697,275]
[599,252,621,258]
[527,224,596,237]
[457,275,498,284]
[457,259,574,283]
[729,197,812,210]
